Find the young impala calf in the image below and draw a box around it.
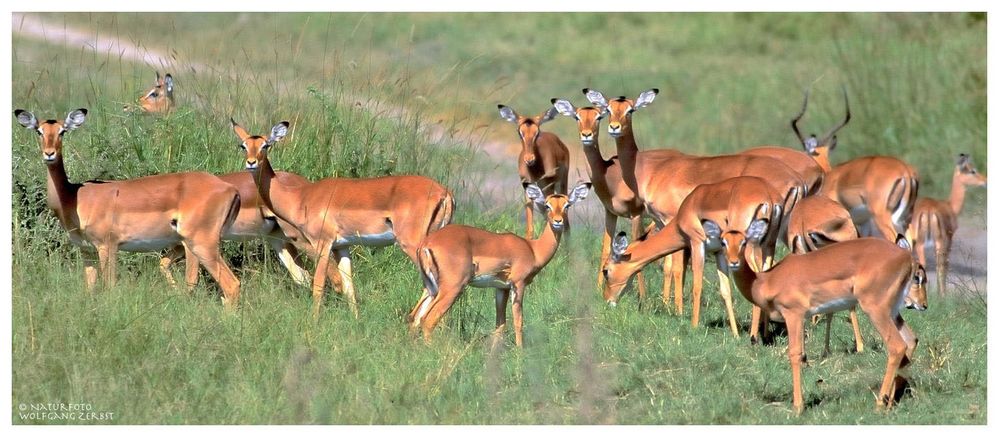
[550,97,648,298]
[411,182,590,347]
[125,71,174,113]
[724,234,927,415]
[907,153,986,294]
[497,104,570,238]
[232,119,454,319]
[785,196,863,356]
[601,176,790,338]
[15,109,241,306]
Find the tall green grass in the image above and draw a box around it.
[11,13,986,424]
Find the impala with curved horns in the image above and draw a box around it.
[15,108,242,307]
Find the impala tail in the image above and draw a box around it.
[428,190,456,234]
[221,192,242,238]
[888,176,919,229]
[418,246,441,298]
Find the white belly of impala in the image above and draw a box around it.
[119,237,180,252]
[469,274,510,289]
[333,230,396,247]
[806,296,858,317]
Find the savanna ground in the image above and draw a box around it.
[10,13,987,424]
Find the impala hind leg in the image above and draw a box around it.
[420,283,464,343]
[492,288,511,349]
[597,211,615,291]
[97,244,118,289]
[183,244,199,293]
[631,215,648,302]
[850,309,865,353]
[936,236,951,295]
[186,239,240,309]
[689,246,706,328]
[784,312,807,415]
[269,235,310,287]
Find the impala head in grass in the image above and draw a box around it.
[582,88,658,138]
[231,119,289,172]
[551,98,609,147]
[14,108,88,164]
[498,104,558,167]
[136,71,175,113]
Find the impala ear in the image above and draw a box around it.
[611,231,629,261]
[634,88,659,109]
[14,109,38,129]
[747,219,769,242]
[63,108,88,131]
[895,234,912,251]
[231,118,250,141]
[702,220,721,240]
[498,105,519,123]
[567,182,592,205]
[524,182,545,205]
[155,71,162,83]
[551,98,577,119]
[163,74,174,93]
[956,153,970,167]
[583,88,609,109]
[268,121,289,144]
[538,106,559,125]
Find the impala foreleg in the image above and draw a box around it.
[631,215,648,302]
[717,265,740,338]
[159,245,185,287]
[597,211,615,291]
[868,310,908,411]
[850,309,865,353]
[270,237,310,287]
[335,248,358,319]
[97,244,118,289]
[689,245,705,328]
[311,242,334,320]
[511,283,526,347]
[82,250,99,293]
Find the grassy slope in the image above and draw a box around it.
[12,13,986,424]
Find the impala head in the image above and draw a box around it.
[551,98,608,147]
[231,118,288,171]
[955,153,987,188]
[135,71,174,113]
[603,232,641,305]
[895,235,928,311]
[524,181,591,232]
[583,88,658,138]
[791,86,850,171]
[14,108,88,164]
[705,215,771,273]
[498,104,558,166]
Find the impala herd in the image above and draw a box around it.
[14,71,985,416]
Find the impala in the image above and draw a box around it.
[725,233,927,414]
[411,182,590,346]
[15,108,242,306]
[231,119,454,318]
[550,97,648,298]
[790,88,920,241]
[785,195,864,356]
[907,153,986,294]
[601,176,790,338]
[584,88,806,315]
[497,104,570,238]
[126,71,174,113]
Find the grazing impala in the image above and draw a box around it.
[497,104,570,238]
[601,176,790,338]
[724,233,927,414]
[411,182,590,346]
[15,108,242,306]
[785,196,864,356]
[790,88,920,241]
[907,153,986,294]
[584,88,806,313]
[127,71,174,113]
[231,119,454,319]
[550,97,648,298]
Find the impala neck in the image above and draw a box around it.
[730,261,762,306]
[528,221,563,269]
[45,158,80,224]
[251,155,296,225]
[619,221,687,277]
[614,124,640,194]
[581,141,612,197]
[949,169,968,215]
